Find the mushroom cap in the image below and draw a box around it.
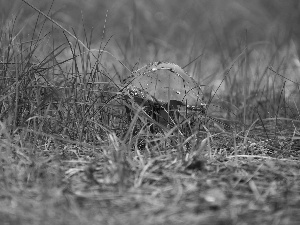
[124,62,205,108]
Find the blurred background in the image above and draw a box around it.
[1,0,300,97]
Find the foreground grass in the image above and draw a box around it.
[0,134,299,225]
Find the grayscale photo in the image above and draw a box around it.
[0,1,299,224]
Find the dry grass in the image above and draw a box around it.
[0,1,300,225]
[1,137,299,225]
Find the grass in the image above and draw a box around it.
[0,1,300,225]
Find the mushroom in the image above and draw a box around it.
[124,61,206,127]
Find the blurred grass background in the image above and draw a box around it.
[3,0,300,64]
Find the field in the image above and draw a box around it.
[0,0,300,224]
